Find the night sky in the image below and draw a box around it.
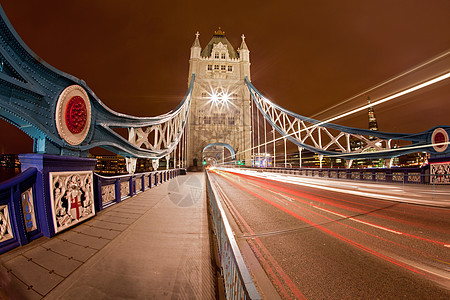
[0,0,449,154]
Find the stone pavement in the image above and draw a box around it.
[0,173,216,299]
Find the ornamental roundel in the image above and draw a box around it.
[431,128,449,153]
[55,85,92,145]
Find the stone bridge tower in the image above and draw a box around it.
[187,28,252,168]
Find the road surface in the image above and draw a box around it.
[208,168,450,299]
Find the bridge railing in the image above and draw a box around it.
[0,167,185,254]
[205,170,261,300]
[222,165,450,185]
[0,167,42,254]
[94,168,185,211]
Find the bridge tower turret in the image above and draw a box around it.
[187,28,252,168]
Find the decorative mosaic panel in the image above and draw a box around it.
[363,172,372,180]
[392,172,404,182]
[307,170,312,176]
[101,184,116,205]
[375,173,386,181]
[136,178,142,192]
[313,170,319,177]
[49,171,95,233]
[330,171,337,178]
[120,181,130,198]
[145,175,150,188]
[407,173,421,183]
[21,187,37,232]
[430,163,450,184]
[339,172,347,179]
[351,172,360,180]
[0,205,13,242]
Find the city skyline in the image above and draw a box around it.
[0,0,449,154]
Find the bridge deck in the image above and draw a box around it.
[0,173,216,299]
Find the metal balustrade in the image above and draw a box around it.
[0,167,184,254]
[205,170,260,300]
[94,169,184,211]
[0,168,42,254]
[222,165,450,185]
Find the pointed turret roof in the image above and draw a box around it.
[191,31,201,48]
[239,34,248,50]
[200,27,239,59]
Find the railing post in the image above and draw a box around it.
[18,154,97,238]
[115,178,122,203]
[94,175,103,211]
[10,185,27,246]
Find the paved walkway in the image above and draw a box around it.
[0,173,216,299]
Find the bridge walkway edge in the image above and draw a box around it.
[0,172,217,299]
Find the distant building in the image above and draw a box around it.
[367,97,379,133]
[90,154,127,175]
[0,153,16,168]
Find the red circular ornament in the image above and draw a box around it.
[65,96,87,134]
[434,132,445,148]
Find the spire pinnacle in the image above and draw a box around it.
[240,34,248,50]
[191,31,201,48]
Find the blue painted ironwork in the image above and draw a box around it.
[246,78,450,160]
[205,170,261,299]
[203,142,236,159]
[0,167,43,254]
[94,169,182,211]
[0,5,192,159]
[0,156,182,253]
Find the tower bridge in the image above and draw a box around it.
[0,5,449,299]
[187,28,251,169]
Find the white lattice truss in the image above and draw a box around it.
[127,93,190,157]
[251,91,392,159]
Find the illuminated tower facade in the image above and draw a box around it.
[367,97,379,132]
[186,28,252,167]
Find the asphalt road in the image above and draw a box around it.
[208,169,450,299]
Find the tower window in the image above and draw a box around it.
[221,65,226,71]
[207,65,212,71]
[215,53,219,59]
[228,116,235,125]
[228,66,233,72]
[214,65,219,70]
[201,92,207,98]
[221,53,226,59]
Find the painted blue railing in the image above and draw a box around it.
[0,167,184,254]
[94,168,184,211]
[205,170,260,300]
[225,164,450,185]
[0,167,42,254]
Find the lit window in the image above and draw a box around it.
[214,65,219,70]
[221,53,226,59]
[207,65,212,71]
[228,66,233,72]
[215,53,219,59]
[221,65,226,71]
